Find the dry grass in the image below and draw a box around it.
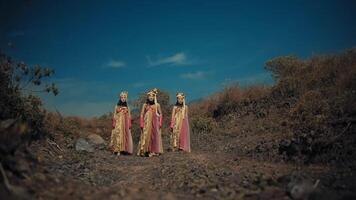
[189,48,356,164]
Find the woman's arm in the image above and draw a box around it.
[112,105,117,129]
[158,104,163,128]
[140,104,146,128]
[170,106,176,129]
[128,107,132,129]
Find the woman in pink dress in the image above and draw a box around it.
[170,92,191,152]
[109,91,133,156]
[137,88,163,157]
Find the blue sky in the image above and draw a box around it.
[1,0,355,117]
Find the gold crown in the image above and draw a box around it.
[147,88,158,96]
[119,91,128,98]
[176,92,185,98]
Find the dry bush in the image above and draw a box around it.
[290,90,330,127]
[190,115,217,134]
[267,48,356,163]
[188,48,355,164]
[0,51,58,180]
[210,84,271,119]
[242,85,271,101]
[189,96,218,118]
[0,52,58,142]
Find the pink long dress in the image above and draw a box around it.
[109,106,133,154]
[170,105,191,152]
[137,104,163,156]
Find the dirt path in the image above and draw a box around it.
[25,137,331,200]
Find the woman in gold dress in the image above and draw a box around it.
[170,92,191,152]
[109,91,133,156]
[137,88,163,157]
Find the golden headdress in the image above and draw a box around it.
[147,88,158,96]
[119,91,128,98]
[176,92,185,98]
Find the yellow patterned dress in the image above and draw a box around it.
[109,105,133,154]
[137,103,163,156]
[170,105,191,152]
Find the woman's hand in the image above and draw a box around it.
[112,118,116,129]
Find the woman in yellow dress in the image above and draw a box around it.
[109,91,133,156]
[137,88,163,157]
[170,92,191,152]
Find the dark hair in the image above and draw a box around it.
[146,98,155,105]
[117,100,128,107]
[175,101,183,107]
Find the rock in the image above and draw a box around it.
[279,172,320,200]
[0,119,16,129]
[242,180,250,188]
[0,163,33,200]
[75,138,94,153]
[289,179,319,200]
[278,139,298,158]
[33,173,47,182]
[15,158,31,174]
[86,134,106,146]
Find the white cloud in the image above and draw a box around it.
[132,82,147,88]
[147,52,188,67]
[107,59,126,68]
[180,71,208,80]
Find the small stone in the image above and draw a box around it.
[87,134,106,145]
[75,138,94,153]
[34,173,47,182]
